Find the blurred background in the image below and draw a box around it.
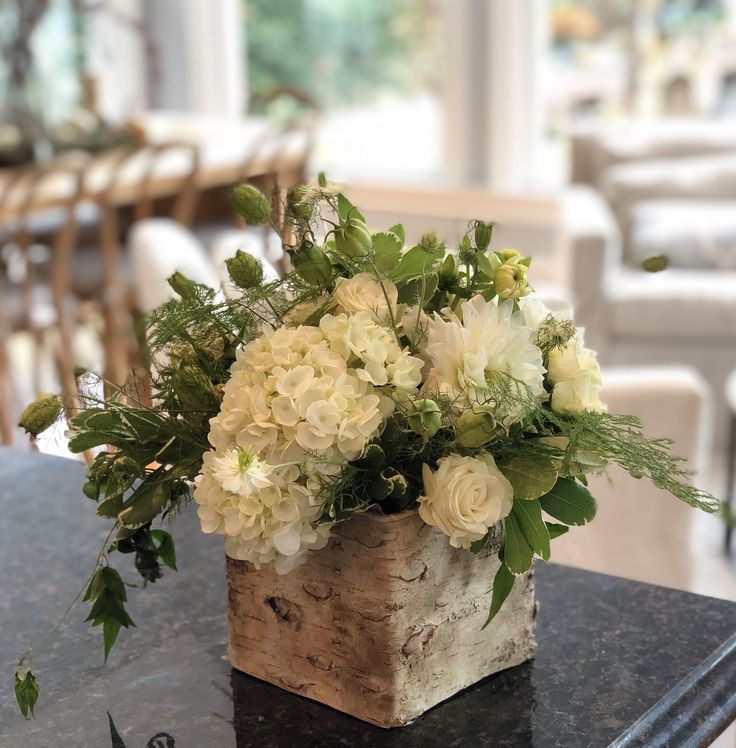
[1,0,735,620]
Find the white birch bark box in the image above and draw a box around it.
[226,509,536,728]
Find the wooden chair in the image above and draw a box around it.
[75,142,201,388]
[0,155,89,443]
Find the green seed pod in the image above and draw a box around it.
[642,255,668,273]
[291,240,333,285]
[334,218,373,259]
[474,221,494,251]
[83,480,100,501]
[18,393,63,438]
[226,250,264,289]
[406,399,443,438]
[168,271,198,299]
[230,183,271,225]
[287,185,315,222]
[455,406,498,448]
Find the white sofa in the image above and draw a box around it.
[564,123,736,448]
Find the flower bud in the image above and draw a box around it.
[19,393,62,437]
[455,406,498,448]
[439,253,458,285]
[419,230,441,252]
[291,240,333,285]
[474,221,494,251]
[494,255,530,301]
[406,399,443,438]
[500,248,521,261]
[230,183,271,225]
[168,271,198,299]
[334,218,373,259]
[226,250,264,289]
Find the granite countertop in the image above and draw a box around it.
[0,448,734,747]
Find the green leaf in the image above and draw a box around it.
[545,521,570,539]
[118,480,171,528]
[476,251,501,280]
[482,563,516,628]
[388,223,405,243]
[503,513,534,574]
[539,477,597,526]
[372,231,403,273]
[498,453,558,500]
[336,193,366,223]
[151,529,177,571]
[103,617,122,662]
[83,568,106,602]
[101,567,127,601]
[14,670,40,718]
[396,273,439,305]
[511,499,550,561]
[388,244,443,282]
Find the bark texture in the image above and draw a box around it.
[227,509,536,728]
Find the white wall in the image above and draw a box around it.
[144,0,246,116]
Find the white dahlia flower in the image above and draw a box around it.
[424,295,545,413]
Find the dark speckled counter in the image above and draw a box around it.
[0,448,734,747]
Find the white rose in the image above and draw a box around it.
[547,336,606,413]
[333,273,398,319]
[418,453,514,549]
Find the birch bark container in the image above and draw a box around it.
[226,509,536,728]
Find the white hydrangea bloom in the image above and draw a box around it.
[423,295,545,411]
[197,313,422,572]
[194,454,331,573]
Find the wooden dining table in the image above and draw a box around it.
[0,111,312,222]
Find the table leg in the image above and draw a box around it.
[725,414,736,555]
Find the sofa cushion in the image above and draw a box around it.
[607,268,736,341]
[630,200,736,270]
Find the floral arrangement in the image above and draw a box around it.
[13,176,718,718]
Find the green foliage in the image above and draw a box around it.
[14,670,39,719]
[511,499,551,561]
[388,243,444,282]
[84,566,135,662]
[482,563,515,629]
[502,512,535,575]
[498,453,558,500]
[538,478,597,526]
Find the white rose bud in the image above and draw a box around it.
[333,273,398,319]
[418,453,513,549]
[547,336,606,413]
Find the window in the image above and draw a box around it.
[244,0,444,182]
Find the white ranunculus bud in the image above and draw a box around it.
[333,273,398,319]
[547,336,606,413]
[418,453,513,549]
